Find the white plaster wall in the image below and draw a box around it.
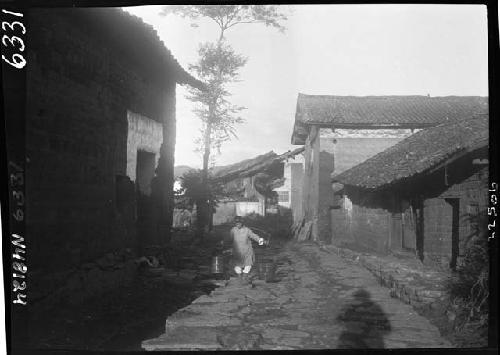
[126,110,163,181]
[236,201,264,216]
[274,153,305,208]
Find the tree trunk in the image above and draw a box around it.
[196,118,213,239]
[156,85,177,246]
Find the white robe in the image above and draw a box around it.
[230,226,260,267]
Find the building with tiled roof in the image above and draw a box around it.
[210,148,305,225]
[24,7,204,304]
[211,147,304,182]
[290,93,488,244]
[329,115,489,270]
[292,94,488,144]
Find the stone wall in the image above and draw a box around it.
[25,8,177,301]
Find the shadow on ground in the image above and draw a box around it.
[336,288,391,349]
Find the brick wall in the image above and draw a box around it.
[422,165,488,269]
[25,9,177,277]
[423,198,453,267]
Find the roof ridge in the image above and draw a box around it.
[117,7,205,89]
[298,93,488,99]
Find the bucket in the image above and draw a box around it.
[211,255,224,274]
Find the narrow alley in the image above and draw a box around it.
[143,237,451,350]
[4,5,491,354]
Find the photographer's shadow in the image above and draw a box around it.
[336,289,392,349]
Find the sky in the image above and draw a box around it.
[123,5,488,169]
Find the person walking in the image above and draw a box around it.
[230,216,266,282]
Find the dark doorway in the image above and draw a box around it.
[414,199,424,262]
[136,150,156,196]
[136,150,156,249]
[445,198,460,270]
[401,199,416,252]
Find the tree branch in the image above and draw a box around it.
[226,20,266,29]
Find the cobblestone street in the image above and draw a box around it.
[143,240,452,350]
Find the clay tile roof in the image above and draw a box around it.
[69,8,206,90]
[291,94,488,144]
[211,147,305,182]
[211,151,278,181]
[332,114,488,190]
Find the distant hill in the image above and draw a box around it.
[174,165,196,179]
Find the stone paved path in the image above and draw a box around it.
[142,241,452,350]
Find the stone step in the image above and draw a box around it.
[142,326,221,351]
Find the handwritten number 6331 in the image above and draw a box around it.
[1,14,26,69]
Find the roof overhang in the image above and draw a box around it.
[334,142,488,192]
[291,121,438,145]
